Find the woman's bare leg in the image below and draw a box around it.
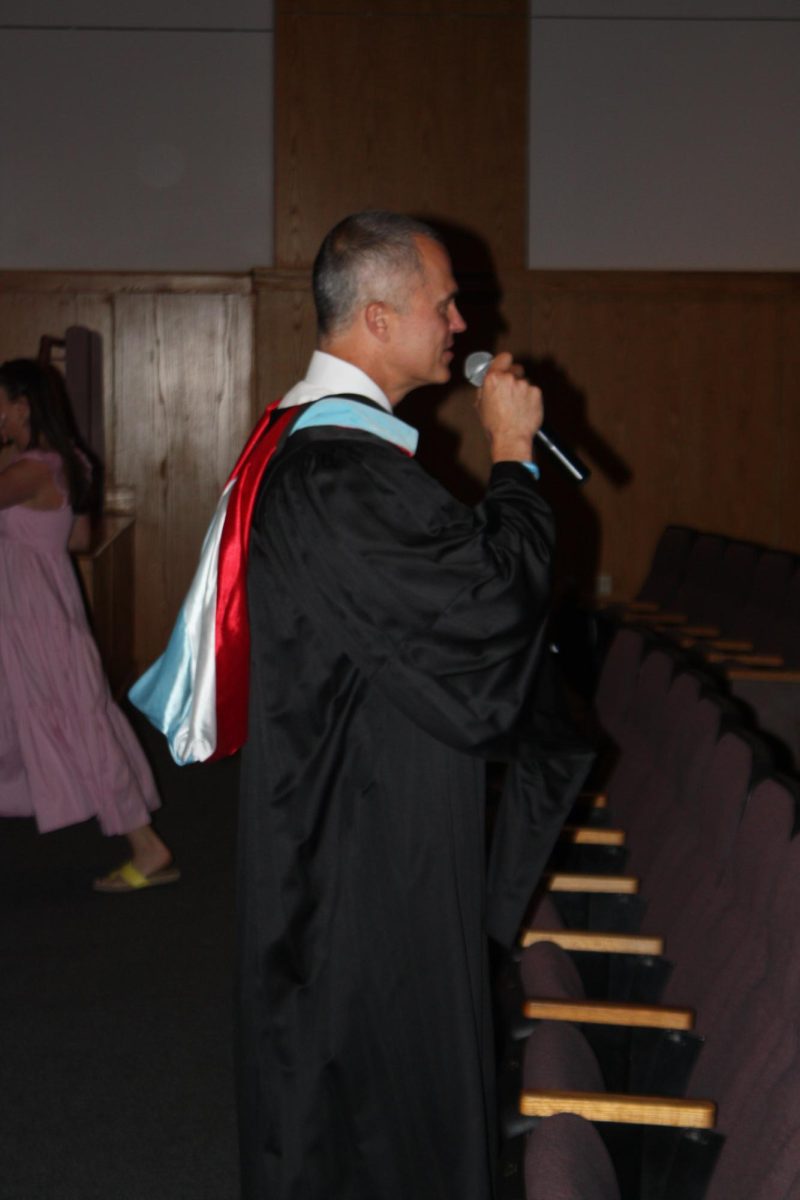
[125,823,173,876]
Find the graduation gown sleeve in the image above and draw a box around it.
[259,430,555,753]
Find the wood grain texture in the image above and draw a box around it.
[0,272,254,670]
[522,998,694,1031]
[520,271,800,601]
[545,873,639,895]
[0,272,250,296]
[727,669,800,683]
[274,2,528,270]
[520,930,664,955]
[3,265,797,675]
[112,291,254,666]
[74,518,135,695]
[777,295,800,549]
[279,1,524,12]
[561,826,625,846]
[251,263,800,607]
[0,292,114,442]
[519,1089,716,1129]
[253,269,316,420]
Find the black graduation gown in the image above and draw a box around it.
[236,419,558,1200]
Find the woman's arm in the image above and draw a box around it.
[68,512,92,552]
[0,458,56,510]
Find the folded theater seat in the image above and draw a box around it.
[525,694,752,949]
[622,533,728,633]
[499,1020,719,1200]
[498,773,800,1200]
[684,549,795,662]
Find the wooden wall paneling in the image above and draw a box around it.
[429,270,537,495]
[112,289,254,669]
[74,517,135,696]
[519,280,667,599]
[523,274,799,601]
[275,0,528,271]
[251,264,536,504]
[0,272,256,674]
[253,269,317,418]
[401,271,533,501]
[281,0,523,9]
[0,290,114,427]
[776,293,800,553]
[250,265,799,609]
[5,267,794,676]
[666,291,779,542]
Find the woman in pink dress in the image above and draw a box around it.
[0,358,178,892]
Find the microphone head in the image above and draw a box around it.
[464,350,493,387]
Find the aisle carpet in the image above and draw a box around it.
[1,710,241,1200]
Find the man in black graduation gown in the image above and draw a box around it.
[236,211,572,1199]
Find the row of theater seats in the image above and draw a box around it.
[495,626,800,1200]
[616,525,800,672]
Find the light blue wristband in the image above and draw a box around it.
[521,461,540,480]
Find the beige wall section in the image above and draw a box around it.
[274,0,529,271]
[0,273,254,669]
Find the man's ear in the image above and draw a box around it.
[364,301,391,342]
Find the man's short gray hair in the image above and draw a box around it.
[312,211,443,339]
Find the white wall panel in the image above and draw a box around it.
[0,2,272,28]
[530,2,798,16]
[0,28,273,269]
[528,15,800,268]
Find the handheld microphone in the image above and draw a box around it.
[463,351,590,484]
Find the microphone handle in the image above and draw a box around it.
[535,425,590,484]
[463,349,590,483]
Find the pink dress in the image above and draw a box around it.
[0,449,159,835]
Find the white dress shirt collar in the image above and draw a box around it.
[279,350,392,413]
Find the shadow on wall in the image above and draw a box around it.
[521,353,632,604]
[398,216,633,605]
[39,327,105,517]
[401,215,510,506]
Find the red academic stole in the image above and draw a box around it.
[212,399,300,759]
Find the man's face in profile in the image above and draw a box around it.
[385,236,467,399]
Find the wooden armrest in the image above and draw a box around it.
[520,929,664,956]
[679,625,720,638]
[726,667,800,682]
[592,596,634,611]
[545,873,639,895]
[522,997,694,1031]
[73,514,135,559]
[67,512,92,553]
[577,792,608,810]
[519,1088,716,1129]
[561,826,626,847]
[708,638,754,652]
[624,611,687,626]
[709,652,785,667]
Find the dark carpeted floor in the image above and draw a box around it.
[1,708,241,1200]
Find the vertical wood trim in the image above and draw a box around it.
[274,2,528,270]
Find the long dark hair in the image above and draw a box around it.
[0,358,95,512]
